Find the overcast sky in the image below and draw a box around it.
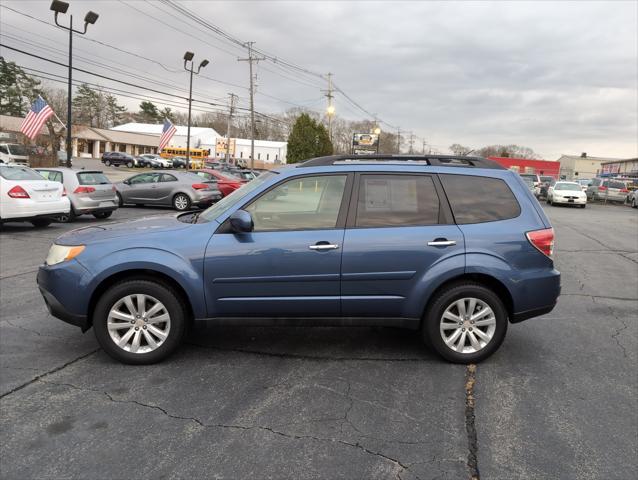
[1,0,637,159]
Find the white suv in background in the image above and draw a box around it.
[0,143,30,166]
[0,165,70,227]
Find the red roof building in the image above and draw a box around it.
[488,157,561,178]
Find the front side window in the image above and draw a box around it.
[440,174,520,224]
[245,175,347,232]
[355,175,440,228]
[129,173,158,184]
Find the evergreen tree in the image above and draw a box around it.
[287,113,333,163]
[0,58,41,116]
[139,101,161,123]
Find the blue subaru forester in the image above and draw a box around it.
[37,155,560,364]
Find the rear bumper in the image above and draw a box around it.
[0,198,70,219]
[511,303,557,323]
[194,192,222,206]
[511,268,561,323]
[72,196,118,214]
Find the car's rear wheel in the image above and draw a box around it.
[93,279,187,364]
[31,218,52,228]
[173,193,191,211]
[116,192,124,207]
[93,211,113,219]
[423,282,507,364]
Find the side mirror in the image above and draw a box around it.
[123,179,130,185]
[229,209,253,233]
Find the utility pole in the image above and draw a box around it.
[322,73,335,142]
[396,127,401,154]
[238,42,265,169]
[422,139,426,154]
[225,93,237,163]
[408,132,415,154]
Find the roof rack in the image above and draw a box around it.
[297,154,505,170]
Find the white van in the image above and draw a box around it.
[0,143,30,166]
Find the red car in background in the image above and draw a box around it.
[194,169,245,197]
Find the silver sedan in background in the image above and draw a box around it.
[35,167,118,221]
[114,171,222,211]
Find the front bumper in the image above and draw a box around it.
[37,262,91,331]
[553,196,586,205]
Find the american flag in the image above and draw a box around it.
[158,119,177,151]
[20,96,55,140]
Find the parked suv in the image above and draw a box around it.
[38,155,560,364]
[35,168,118,221]
[102,152,136,168]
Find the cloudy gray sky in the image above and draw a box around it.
[1,0,637,159]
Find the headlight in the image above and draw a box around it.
[45,244,85,265]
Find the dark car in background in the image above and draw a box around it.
[102,152,136,168]
[114,170,222,211]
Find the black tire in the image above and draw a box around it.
[422,282,508,364]
[172,193,191,211]
[93,211,113,219]
[126,161,133,168]
[632,198,637,208]
[93,279,187,364]
[56,209,77,223]
[104,160,111,167]
[116,192,124,207]
[580,204,586,208]
[30,218,52,228]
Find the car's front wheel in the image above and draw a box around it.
[93,279,187,364]
[126,161,133,168]
[93,211,113,219]
[104,160,111,167]
[423,282,507,364]
[31,218,52,228]
[173,193,191,211]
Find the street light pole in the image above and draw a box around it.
[183,52,209,170]
[50,0,98,168]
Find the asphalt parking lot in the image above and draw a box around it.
[1,202,636,480]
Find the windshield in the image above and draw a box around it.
[521,177,535,186]
[7,144,28,156]
[555,183,581,191]
[197,171,276,223]
[0,165,44,180]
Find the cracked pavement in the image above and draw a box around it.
[1,203,636,479]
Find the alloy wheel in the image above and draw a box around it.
[174,194,189,210]
[107,294,171,354]
[439,297,496,354]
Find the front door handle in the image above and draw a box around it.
[427,239,457,247]
[309,244,340,251]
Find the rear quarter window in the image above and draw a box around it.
[440,174,521,224]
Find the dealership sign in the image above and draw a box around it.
[352,133,379,154]
[216,138,236,155]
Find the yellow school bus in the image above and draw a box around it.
[159,147,210,159]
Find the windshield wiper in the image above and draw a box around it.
[190,211,202,224]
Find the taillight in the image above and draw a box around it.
[191,183,209,190]
[526,228,554,258]
[62,187,67,196]
[112,185,116,191]
[74,186,96,194]
[7,185,30,199]
[620,188,629,193]
[598,186,607,191]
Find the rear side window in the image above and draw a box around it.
[355,174,440,227]
[77,172,110,185]
[440,174,520,224]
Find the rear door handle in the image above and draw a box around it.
[427,240,457,247]
[309,244,340,251]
